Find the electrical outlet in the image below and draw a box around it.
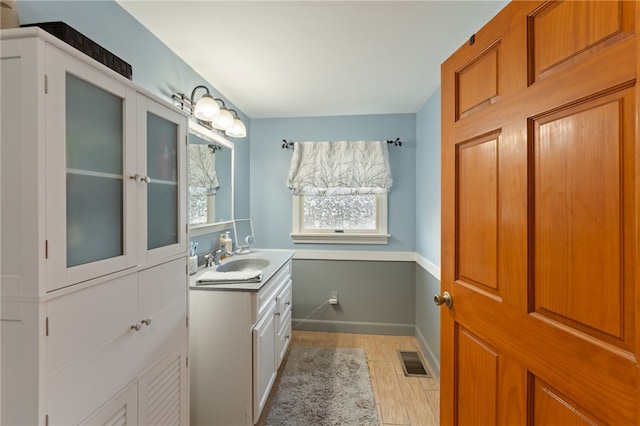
[329,291,339,305]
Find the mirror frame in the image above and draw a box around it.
[233,218,255,254]
[188,120,234,236]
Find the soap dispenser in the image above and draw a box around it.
[219,232,226,251]
[223,232,233,254]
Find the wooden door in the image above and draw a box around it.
[440,1,638,424]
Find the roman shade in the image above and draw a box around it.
[286,140,392,196]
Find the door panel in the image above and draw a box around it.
[455,327,499,425]
[532,378,605,426]
[532,88,635,349]
[457,134,499,293]
[441,1,638,424]
[530,1,631,82]
[456,42,502,119]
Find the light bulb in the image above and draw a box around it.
[193,94,220,121]
[212,107,234,130]
[226,117,247,138]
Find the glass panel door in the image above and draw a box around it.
[146,111,178,250]
[138,94,187,264]
[66,74,124,267]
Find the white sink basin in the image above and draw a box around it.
[215,258,270,273]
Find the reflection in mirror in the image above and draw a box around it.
[188,121,233,235]
[234,218,255,254]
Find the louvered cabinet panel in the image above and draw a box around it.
[80,381,138,426]
[138,341,189,426]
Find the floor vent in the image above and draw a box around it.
[398,351,431,378]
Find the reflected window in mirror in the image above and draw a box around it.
[188,121,234,235]
[188,142,219,226]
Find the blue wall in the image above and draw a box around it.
[250,114,416,252]
[415,87,441,265]
[414,88,442,372]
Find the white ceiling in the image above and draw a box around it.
[117,1,506,119]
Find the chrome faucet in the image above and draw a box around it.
[213,248,232,265]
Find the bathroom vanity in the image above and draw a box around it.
[189,250,294,425]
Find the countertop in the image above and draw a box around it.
[189,249,294,292]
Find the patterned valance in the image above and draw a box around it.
[286,141,393,196]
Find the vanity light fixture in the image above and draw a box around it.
[191,85,220,121]
[172,86,247,138]
[225,109,247,138]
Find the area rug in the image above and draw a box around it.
[266,347,379,426]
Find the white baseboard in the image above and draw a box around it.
[415,326,440,376]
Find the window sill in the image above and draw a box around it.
[290,233,390,244]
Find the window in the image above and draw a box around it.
[291,193,389,244]
[287,140,392,244]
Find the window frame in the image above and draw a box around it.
[290,193,390,244]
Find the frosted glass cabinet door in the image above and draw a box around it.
[66,74,124,267]
[45,49,137,292]
[137,94,187,264]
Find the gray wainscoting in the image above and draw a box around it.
[292,259,416,336]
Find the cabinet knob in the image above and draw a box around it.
[131,323,142,331]
[285,301,291,306]
[275,312,281,317]
[142,318,152,326]
[129,174,151,183]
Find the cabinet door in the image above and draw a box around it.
[138,341,189,426]
[45,46,138,291]
[137,258,188,372]
[275,279,292,366]
[252,301,277,423]
[46,275,139,426]
[137,95,187,265]
[79,381,138,426]
[276,309,292,367]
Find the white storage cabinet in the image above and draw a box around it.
[1,28,190,426]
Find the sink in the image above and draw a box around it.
[216,258,270,273]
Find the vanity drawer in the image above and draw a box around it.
[276,279,292,330]
[254,260,291,323]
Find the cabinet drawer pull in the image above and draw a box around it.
[131,322,142,331]
[142,318,152,326]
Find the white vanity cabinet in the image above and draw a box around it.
[190,253,293,426]
[1,28,189,426]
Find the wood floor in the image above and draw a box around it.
[259,330,440,426]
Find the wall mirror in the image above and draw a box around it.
[188,120,234,236]
[234,218,255,254]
